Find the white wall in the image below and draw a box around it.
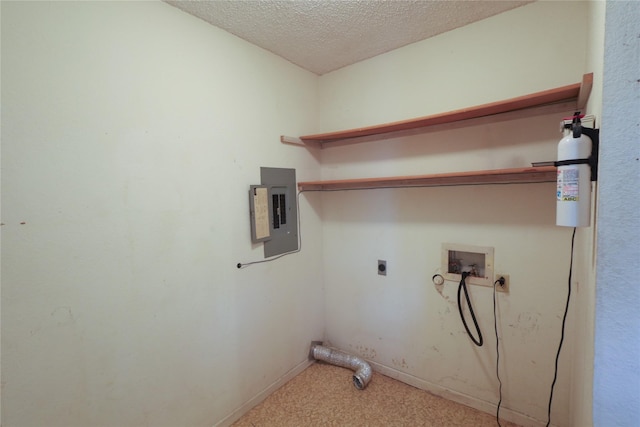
[594,1,640,425]
[1,2,323,426]
[317,2,591,426]
[318,2,587,133]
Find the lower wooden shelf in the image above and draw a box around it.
[298,166,556,191]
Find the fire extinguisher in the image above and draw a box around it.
[555,113,599,227]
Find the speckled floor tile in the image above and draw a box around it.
[232,362,520,427]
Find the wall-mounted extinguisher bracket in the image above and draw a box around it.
[554,112,600,182]
[555,112,599,227]
[581,126,599,182]
[533,112,598,227]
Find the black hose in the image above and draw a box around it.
[457,272,483,347]
[546,227,576,426]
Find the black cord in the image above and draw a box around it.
[236,190,305,268]
[457,272,483,347]
[546,227,576,427]
[493,278,503,427]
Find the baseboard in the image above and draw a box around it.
[368,360,550,427]
[214,359,314,427]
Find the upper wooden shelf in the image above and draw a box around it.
[298,73,593,145]
[298,166,557,191]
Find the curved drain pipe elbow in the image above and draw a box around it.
[309,343,372,390]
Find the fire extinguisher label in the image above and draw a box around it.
[557,169,580,201]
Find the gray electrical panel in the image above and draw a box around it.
[248,167,298,258]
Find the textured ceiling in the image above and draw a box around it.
[165,0,532,75]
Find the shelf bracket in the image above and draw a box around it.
[280,135,305,145]
[281,135,321,149]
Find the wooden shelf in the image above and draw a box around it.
[295,75,592,192]
[298,73,592,145]
[298,166,556,191]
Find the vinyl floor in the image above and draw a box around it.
[232,362,521,427]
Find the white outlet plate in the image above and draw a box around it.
[495,273,510,293]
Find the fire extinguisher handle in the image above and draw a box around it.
[571,111,583,138]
